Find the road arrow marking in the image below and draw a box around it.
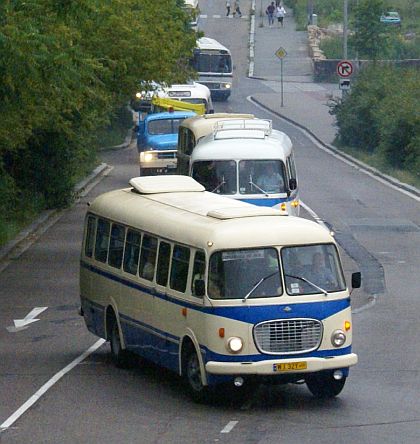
[7,307,48,332]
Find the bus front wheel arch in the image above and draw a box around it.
[181,340,211,403]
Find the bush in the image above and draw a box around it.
[330,65,419,176]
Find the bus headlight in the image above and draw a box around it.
[223,83,231,89]
[140,151,155,163]
[331,330,346,347]
[227,337,243,353]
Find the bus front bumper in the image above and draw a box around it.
[205,353,358,375]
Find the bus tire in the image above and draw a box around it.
[183,345,211,403]
[110,319,131,369]
[305,371,346,399]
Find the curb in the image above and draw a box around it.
[0,162,111,267]
[250,96,420,199]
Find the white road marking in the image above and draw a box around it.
[13,307,48,329]
[0,339,106,431]
[221,420,238,433]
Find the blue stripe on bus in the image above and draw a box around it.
[81,261,350,324]
[84,298,352,359]
[239,197,286,207]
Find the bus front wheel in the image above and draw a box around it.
[183,347,211,403]
[305,371,346,398]
[110,320,131,368]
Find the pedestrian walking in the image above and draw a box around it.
[266,2,275,27]
[226,0,231,17]
[276,4,286,27]
[233,0,242,18]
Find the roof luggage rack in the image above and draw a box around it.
[213,119,272,140]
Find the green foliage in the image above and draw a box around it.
[353,0,389,60]
[330,65,420,175]
[0,0,197,243]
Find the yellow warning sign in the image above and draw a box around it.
[275,47,287,59]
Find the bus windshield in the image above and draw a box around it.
[282,244,346,295]
[148,119,185,135]
[209,248,282,299]
[239,160,286,194]
[192,52,232,74]
[192,160,236,194]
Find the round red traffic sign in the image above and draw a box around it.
[337,60,353,78]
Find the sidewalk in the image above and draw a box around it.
[250,3,340,146]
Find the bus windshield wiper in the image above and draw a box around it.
[249,178,269,196]
[243,271,278,302]
[211,176,226,193]
[285,274,328,296]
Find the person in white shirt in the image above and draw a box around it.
[276,4,286,27]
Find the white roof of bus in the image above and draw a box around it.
[156,82,210,100]
[89,177,333,251]
[192,128,293,161]
[180,113,256,141]
[196,37,230,53]
[183,0,198,8]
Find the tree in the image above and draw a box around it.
[0,0,197,210]
[353,0,388,60]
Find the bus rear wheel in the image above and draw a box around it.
[110,320,131,368]
[305,371,346,398]
[184,347,211,403]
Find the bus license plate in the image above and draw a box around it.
[273,361,307,372]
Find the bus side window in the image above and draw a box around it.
[186,130,195,156]
[191,250,206,297]
[287,154,297,181]
[108,224,125,269]
[156,241,171,286]
[94,219,110,263]
[139,234,158,281]
[84,215,96,258]
[170,245,191,293]
[123,229,141,275]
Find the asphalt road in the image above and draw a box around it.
[1,2,419,443]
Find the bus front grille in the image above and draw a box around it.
[157,151,176,159]
[253,319,322,355]
[200,82,220,90]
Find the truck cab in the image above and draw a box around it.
[137,110,196,176]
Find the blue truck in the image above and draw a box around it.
[137,110,197,176]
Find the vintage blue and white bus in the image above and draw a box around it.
[177,113,256,175]
[191,37,233,101]
[190,119,300,215]
[80,176,360,401]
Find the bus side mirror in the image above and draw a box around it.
[194,279,205,297]
[351,272,361,289]
[289,178,297,191]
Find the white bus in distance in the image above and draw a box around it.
[190,119,300,215]
[80,175,361,402]
[182,0,200,29]
[152,82,214,115]
[177,113,256,175]
[191,37,233,101]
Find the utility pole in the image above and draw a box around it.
[343,0,348,59]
